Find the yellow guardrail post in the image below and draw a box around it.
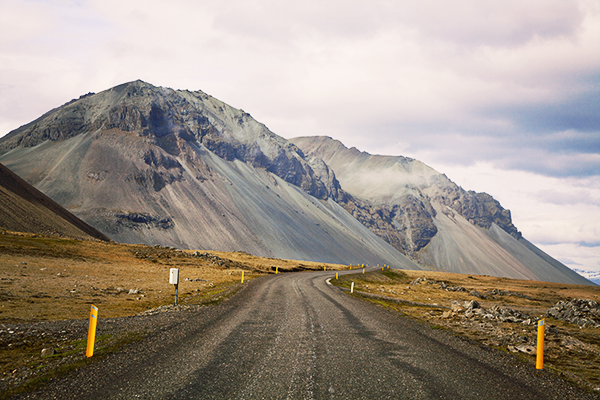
[536,318,545,369]
[86,305,98,358]
[336,272,338,279]
[276,266,278,274]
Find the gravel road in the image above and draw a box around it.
[16,270,598,399]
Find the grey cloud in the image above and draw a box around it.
[481,85,600,136]
[351,118,600,178]
[579,241,600,248]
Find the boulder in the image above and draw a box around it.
[464,300,480,310]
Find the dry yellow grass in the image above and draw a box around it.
[345,269,599,314]
[0,232,347,323]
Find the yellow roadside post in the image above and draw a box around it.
[86,305,98,358]
[536,319,545,369]
[241,271,244,284]
[276,266,278,274]
[336,272,338,279]
[363,268,365,274]
[324,266,326,271]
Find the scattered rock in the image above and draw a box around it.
[464,300,480,310]
[507,344,536,355]
[470,290,486,299]
[409,277,466,292]
[41,348,56,357]
[450,303,465,312]
[515,345,536,355]
[547,299,600,328]
[483,288,532,300]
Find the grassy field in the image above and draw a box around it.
[0,231,348,322]
[332,268,600,394]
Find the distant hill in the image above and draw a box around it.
[0,80,592,284]
[0,163,110,241]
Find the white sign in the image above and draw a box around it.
[169,268,179,285]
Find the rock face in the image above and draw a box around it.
[0,81,417,268]
[291,136,592,285]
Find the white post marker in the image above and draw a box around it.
[351,282,354,293]
[170,268,179,306]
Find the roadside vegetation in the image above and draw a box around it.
[332,268,600,394]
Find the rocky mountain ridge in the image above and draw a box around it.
[0,81,591,285]
[291,136,519,253]
[0,81,337,201]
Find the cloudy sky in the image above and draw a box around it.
[1,0,599,276]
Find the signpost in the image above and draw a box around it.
[170,268,179,306]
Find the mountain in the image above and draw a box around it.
[0,81,417,269]
[0,162,110,241]
[0,80,591,285]
[290,136,592,286]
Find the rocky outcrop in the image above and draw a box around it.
[547,299,600,328]
[435,188,520,240]
[338,195,409,254]
[338,192,437,257]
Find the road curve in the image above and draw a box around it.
[20,270,597,399]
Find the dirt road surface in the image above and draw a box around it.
[15,270,598,399]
